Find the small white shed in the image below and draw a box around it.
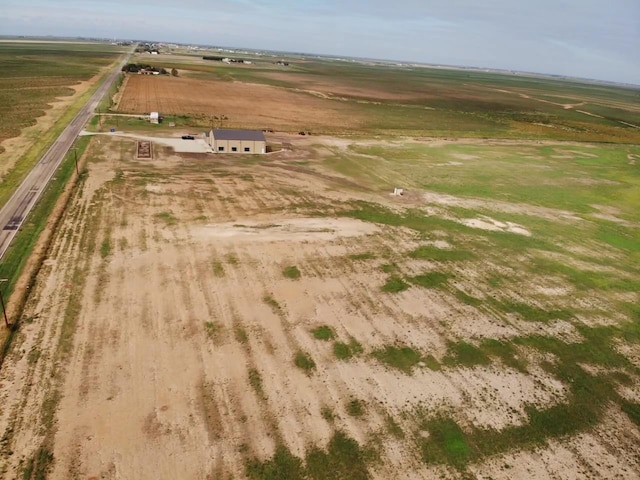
[150,112,159,124]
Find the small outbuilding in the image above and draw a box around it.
[150,112,159,124]
[209,128,266,154]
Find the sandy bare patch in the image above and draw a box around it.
[533,286,572,296]
[576,109,605,118]
[192,218,378,243]
[422,190,581,222]
[451,153,480,160]
[589,204,636,226]
[615,341,640,370]
[470,405,640,479]
[85,131,213,153]
[336,363,565,431]
[459,216,531,236]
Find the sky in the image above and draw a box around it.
[1,0,639,85]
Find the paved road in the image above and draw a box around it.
[0,53,130,259]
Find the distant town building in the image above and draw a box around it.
[209,129,266,154]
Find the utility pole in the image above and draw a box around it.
[0,279,8,329]
[72,148,79,175]
[0,290,8,329]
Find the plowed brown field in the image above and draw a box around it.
[117,75,365,132]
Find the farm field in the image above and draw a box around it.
[117,74,362,133]
[0,45,639,480]
[117,50,640,142]
[0,128,639,479]
[0,41,123,172]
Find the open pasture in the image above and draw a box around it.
[1,131,638,479]
[121,51,640,142]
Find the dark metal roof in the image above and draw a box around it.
[213,128,265,141]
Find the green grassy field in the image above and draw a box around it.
[310,139,640,472]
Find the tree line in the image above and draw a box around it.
[122,63,179,76]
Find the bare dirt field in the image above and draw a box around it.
[117,75,365,132]
[1,133,638,479]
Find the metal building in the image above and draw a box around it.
[209,128,266,154]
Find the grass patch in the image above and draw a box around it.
[204,321,222,341]
[100,235,111,259]
[372,345,422,374]
[27,347,41,365]
[246,445,306,480]
[418,318,640,470]
[420,417,473,471]
[154,211,177,225]
[333,338,364,360]
[263,295,283,316]
[21,446,54,480]
[490,298,572,323]
[283,265,301,279]
[248,368,265,399]
[226,253,240,265]
[341,202,558,256]
[454,289,484,307]
[346,399,366,417]
[247,431,370,480]
[321,406,335,423]
[212,261,225,277]
[381,276,410,293]
[621,401,640,427]
[41,389,61,431]
[443,341,491,367]
[305,431,370,480]
[235,326,249,344]
[380,263,397,274]
[409,272,451,289]
[349,252,375,260]
[311,325,335,341]
[481,339,527,372]
[531,257,640,292]
[385,415,405,438]
[423,354,442,371]
[408,245,475,262]
[294,351,316,373]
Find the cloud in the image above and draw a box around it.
[1,0,639,83]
